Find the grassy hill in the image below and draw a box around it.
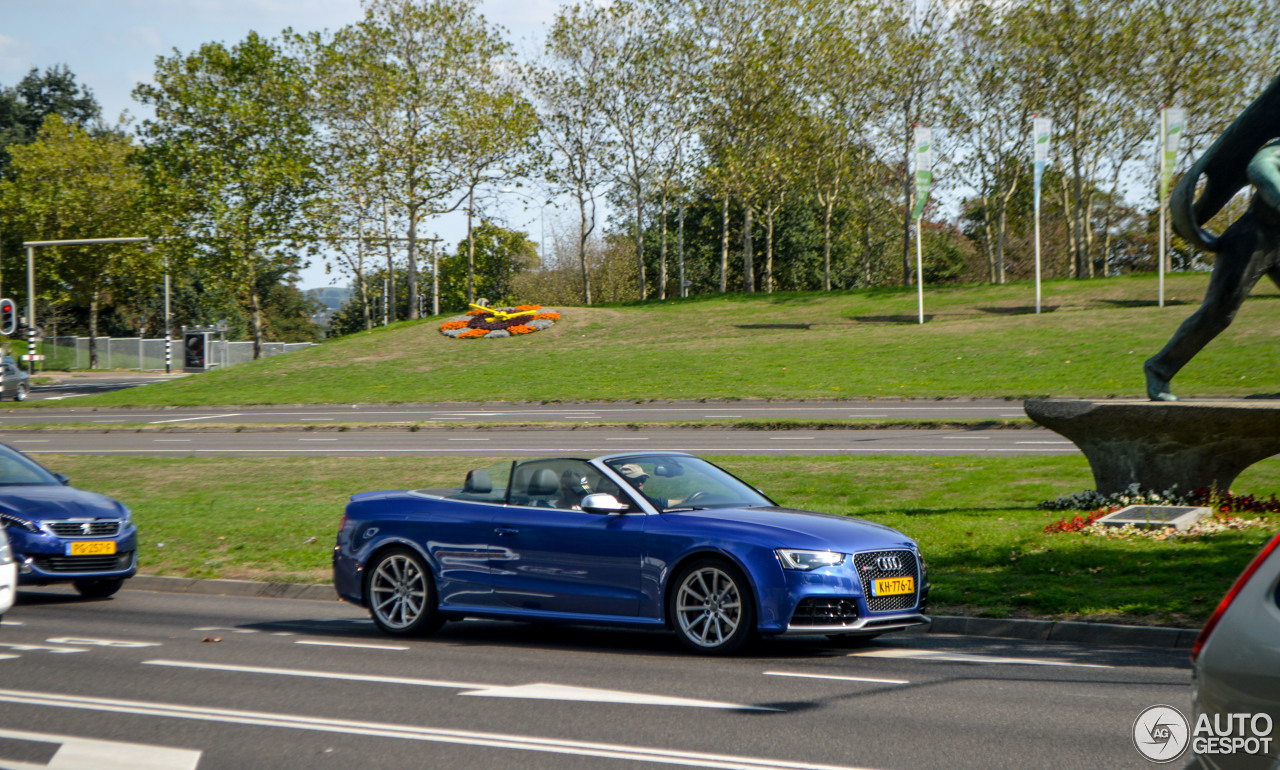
[60,272,1280,406]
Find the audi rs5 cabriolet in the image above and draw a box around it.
[332,452,928,654]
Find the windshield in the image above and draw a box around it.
[605,456,772,512]
[0,446,61,486]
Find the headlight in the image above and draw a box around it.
[118,504,133,527]
[0,512,38,533]
[776,549,845,571]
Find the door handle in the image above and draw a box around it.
[494,526,519,536]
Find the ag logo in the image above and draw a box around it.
[1133,705,1190,762]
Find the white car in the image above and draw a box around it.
[0,528,15,621]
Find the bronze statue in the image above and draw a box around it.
[1145,74,1280,401]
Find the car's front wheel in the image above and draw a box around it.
[669,558,755,655]
[366,547,443,637]
[14,383,27,402]
[73,578,124,599]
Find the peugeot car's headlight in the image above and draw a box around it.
[118,504,133,528]
[0,512,38,533]
[776,549,845,571]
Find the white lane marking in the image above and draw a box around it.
[0,642,86,654]
[942,435,989,440]
[144,660,487,689]
[0,620,22,626]
[295,639,409,651]
[768,437,815,440]
[1016,441,1073,445]
[11,440,48,443]
[606,437,648,440]
[763,671,908,685]
[461,683,777,711]
[447,438,490,441]
[298,438,339,442]
[46,637,161,648]
[148,413,241,424]
[300,418,335,421]
[0,689,854,769]
[0,727,201,769]
[153,439,191,442]
[0,654,17,660]
[193,627,257,634]
[847,649,1111,668]
[145,660,774,711]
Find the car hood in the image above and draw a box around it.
[0,485,125,521]
[662,506,916,551]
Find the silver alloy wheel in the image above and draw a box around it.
[675,565,743,648]
[370,552,427,631]
[14,384,26,402]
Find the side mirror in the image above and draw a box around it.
[53,473,70,486]
[580,493,630,515]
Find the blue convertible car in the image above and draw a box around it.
[333,453,929,654]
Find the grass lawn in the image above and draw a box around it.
[43,452,1280,627]
[39,272,1280,407]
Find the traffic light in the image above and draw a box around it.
[0,299,14,336]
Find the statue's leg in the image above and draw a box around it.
[1144,216,1272,400]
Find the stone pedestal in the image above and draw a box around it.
[1024,398,1280,494]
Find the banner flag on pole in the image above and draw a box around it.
[1032,117,1051,202]
[1161,107,1186,200]
[912,126,933,220]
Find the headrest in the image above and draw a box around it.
[463,469,492,494]
[528,468,559,496]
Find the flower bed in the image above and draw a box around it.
[440,304,559,339]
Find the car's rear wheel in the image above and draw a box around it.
[366,547,443,636]
[14,383,27,402]
[669,558,755,655]
[73,578,124,599]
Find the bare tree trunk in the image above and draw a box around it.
[901,99,915,287]
[466,187,476,304]
[822,197,834,291]
[381,199,397,322]
[635,185,647,300]
[578,190,592,305]
[742,204,754,293]
[719,195,729,294]
[407,210,419,319]
[250,288,263,360]
[659,188,668,301]
[357,272,371,331]
[765,209,774,293]
[88,290,99,369]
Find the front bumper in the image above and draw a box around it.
[783,611,930,636]
[9,525,139,585]
[0,560,15,615]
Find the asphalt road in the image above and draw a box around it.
[0,587,1189,770]
[0,428,1076,457]
[9,398,1030,422]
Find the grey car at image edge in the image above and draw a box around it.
[0,356,29,402]
[1186,530,1280,770]
[0,443,137,598]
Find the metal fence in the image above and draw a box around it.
[40,336,315,372]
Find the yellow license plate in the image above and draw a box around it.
[68,541,116,556]
[872,576,914,596]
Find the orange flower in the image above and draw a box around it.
[514,304,542,312]
[456,329,487,338]
[440,320,468,331]
[534,312,560,321]
[465,308,487,316]
[507,324,534,334]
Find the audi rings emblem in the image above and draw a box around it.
[875,555,904,571]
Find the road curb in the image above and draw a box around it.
[125,575,1199,649]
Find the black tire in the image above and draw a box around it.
[826,633,882,648]
[73,578,124,599]
[668,558,756,655]
[366,546,444,637]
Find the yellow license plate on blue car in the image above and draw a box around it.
[871,577,914,596]
[68,541,116,556]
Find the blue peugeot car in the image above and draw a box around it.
[0,443,137,598]
[333,452,929,654]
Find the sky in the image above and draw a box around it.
[1,0,564,290]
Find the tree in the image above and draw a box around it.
[135,31,319,359]
[530,3,615,305]
[0,116,148,367]
[437,222,537,310]
[0,65,101,173]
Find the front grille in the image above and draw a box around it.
[32,551,133,573]
[853,549,920,612]
[791,597,859,627]
[47,520,122,537]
